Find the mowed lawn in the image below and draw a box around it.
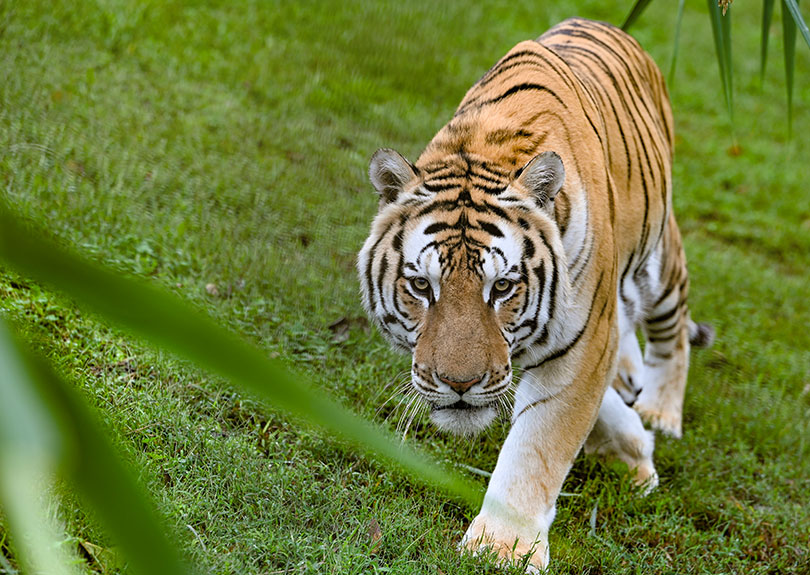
[1,1,809,573]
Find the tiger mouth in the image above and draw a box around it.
[429,400,498,435]
[433,400,481,411]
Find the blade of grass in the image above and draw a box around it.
[782,0,810,49]
[782,0,798,136]
[0,318,195,575]
[761,0,777,83]
[707,0,735,126]
[669,0,687,85]
[622,0,655,31]
[0,204,484,510]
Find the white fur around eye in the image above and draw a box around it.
[402,224,443,301]
[481,227,523,301]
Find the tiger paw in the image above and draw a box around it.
[634,402,682,438]
[632,461,659,495]
[461,514,548,573]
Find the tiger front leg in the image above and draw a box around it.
[461,368,605,571]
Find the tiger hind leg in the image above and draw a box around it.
[634,263,694,438]
[612,301,645,405]
[585,386,658,491]
[633,293,714,437]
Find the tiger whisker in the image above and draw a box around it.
[376,378,416,417]
[401,399,428,442]
[372,368,411,396]
[383,386,418,429]
[514,367,575,410]
[396,392,422,439]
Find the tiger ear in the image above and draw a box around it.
[369,148,419,204]
[513,151,565,207]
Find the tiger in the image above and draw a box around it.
[357,17,713,572]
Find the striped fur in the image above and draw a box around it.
[358,18,711,571]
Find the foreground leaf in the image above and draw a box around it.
[707,0,734,124]
[0,203,483,510]
[782,0,799,135]
[761,0,777,82]
[669,0,687,84]
[622,0,656,31]
[782,0,810,49]
[0,319,194,575]
[0,321,77,575]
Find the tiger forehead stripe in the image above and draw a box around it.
[415,194,513,221]
[422,153,511,179]
[422,217,504,239]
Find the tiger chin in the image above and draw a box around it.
[429,398,500,436]
[358,17,712,573]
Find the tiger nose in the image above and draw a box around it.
[437,374,483,393]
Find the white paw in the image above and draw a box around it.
[613,368,642,406]
[461,514,549,573]
[634,401,682,438]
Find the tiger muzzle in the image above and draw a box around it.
[413,274,509,399]
[437,374,483,393]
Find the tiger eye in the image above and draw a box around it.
[411,277,430,293]
[493,279,512,293]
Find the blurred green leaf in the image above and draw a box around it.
[0,321,76,575]
[669,0,687,84]
[761,0,777,82]
[707,0,734,125]
[0,203,484,511]
[622,0,655,31]
[0,318,194,575]
[782,0,810,49]
[782,0,798,136]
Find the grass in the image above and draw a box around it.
[1,0,809,573]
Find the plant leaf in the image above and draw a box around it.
[761,0,777,82]
[622,0,655,31]
[669,0,687,84]
[782,0,798,136]
[782,0,810,49]
[0,203,484,510]
[707,0,734,125]
[0,319,195,575]
[0,321,77,575]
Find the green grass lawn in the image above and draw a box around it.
[1,0,809,573]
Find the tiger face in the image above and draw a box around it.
[358,148,567,435]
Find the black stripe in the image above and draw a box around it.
[364,222,399,310]
[479,221,503,237]
[647,303,680,325]
[647,334,677,343]
[514,396,552,420]
[646,318,680,335]
[424,221,452,235]
[485,128,534,145]
[457,83,567,117]
[524,271,605,369]
[523,236,535,259]
[474,50,561,91]
[416,197,512,222]
[422,180,461,193]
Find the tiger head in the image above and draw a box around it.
[358,148,568,435]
